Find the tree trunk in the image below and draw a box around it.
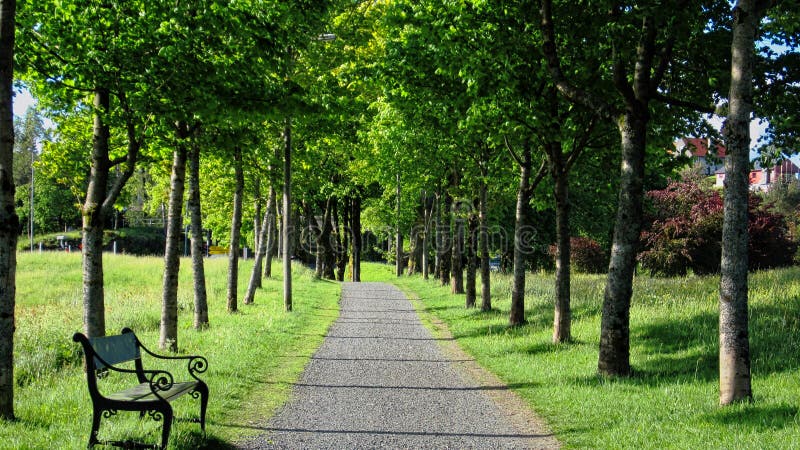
[187,140,208,329]
[598,108,647,377]
[407,221,423,275]
[244,195,271,305]
[552,143,572,343]
[160,141,188,352]
[719,0,763,405]
[479,175,491,311]
[434,191,442,280]
[422,193,432,280]
[282,119,292,311]
[451,213,464,294]
[0,0,18,420]
[510,143,532,327]
[336,196,349,281]
[396,173,403,277]
[439,193,452,285]
[252,178,263,289]
[264,184,277,278]
[465,211,477,308]
[82,89,111,339]
[227,147,244,313]
[316,197,335,280]
[351,196,362,282]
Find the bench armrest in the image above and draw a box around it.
[121,328,208,382]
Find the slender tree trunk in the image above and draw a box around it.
[316,197,335,280]
[510,143,532,327]
[160,141,188,352]
[598,108,647,377]
[479,176,491,311]
[264,184,277,278]
[451,213,464,294]
[82,89,111,339]
[396,173,403,277]
[439,193,452,285]
[227,147,244,312]
[552,144,572,343]
[434,191,442,280]
[351,196,362,282]
[0,0,18,420]
[465,211,478,308]
[187,140,208,329]
[252,178,263,289]
[719,0,764,405]
[282,119,292,311]
[407,221,424,275]
[244,197,271,305]
[337,196,349,281]
[422,194,432,280]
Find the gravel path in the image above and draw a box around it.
[237,282,558,449]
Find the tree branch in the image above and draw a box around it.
[539,0,618,119]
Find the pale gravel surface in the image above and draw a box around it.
[237,282,558,449]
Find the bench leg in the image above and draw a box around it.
[195,381,209,432]
[158,406,174,450]
[88,408,102,449]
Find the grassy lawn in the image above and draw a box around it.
[361,263,800,449]
[5,252,340,449]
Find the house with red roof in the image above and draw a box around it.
[675,137,800,191]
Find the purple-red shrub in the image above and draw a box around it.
[550,237,608,274]
[639,180,796,276]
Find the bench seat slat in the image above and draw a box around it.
[106,381,198,403]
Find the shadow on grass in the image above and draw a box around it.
[174,431,239,450]
[701,403,800,431]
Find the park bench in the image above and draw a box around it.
[73,328,209,449]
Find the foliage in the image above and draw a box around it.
[639,180,797,276]
[569,237,608,274]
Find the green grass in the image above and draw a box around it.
[361,263,800,449]
[4,252,340,449]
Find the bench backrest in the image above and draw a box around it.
[88,332,141,370]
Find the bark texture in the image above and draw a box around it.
[351,196,362,282]
[598,110,647,376]
[227,147,244,312]
[187,141,208,329]
[252,179,263,289]
[465,211,478,308]
[551,142,571,343]
[82,89,111,339]
[0,0,17,420]
[282,119,292,311]
[264,184,277,278]
[719,0,765,405]
[478,177,491,311]
[396,173,403,277]
[245,195,272,305]
[160,143,188,352]
[509,143,533,327]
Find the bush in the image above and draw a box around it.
[639,180,797,276]
[570,237,608,273]
[550,237,608,274]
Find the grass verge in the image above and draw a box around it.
[361,263,800,449]
[4,252,340,449]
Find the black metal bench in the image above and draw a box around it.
[73,328,209,449]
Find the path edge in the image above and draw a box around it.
[397,285,561,449]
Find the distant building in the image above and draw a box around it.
[675,137,799,191]
[674,137,726,176]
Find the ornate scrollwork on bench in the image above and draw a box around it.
[73,328,210,450]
